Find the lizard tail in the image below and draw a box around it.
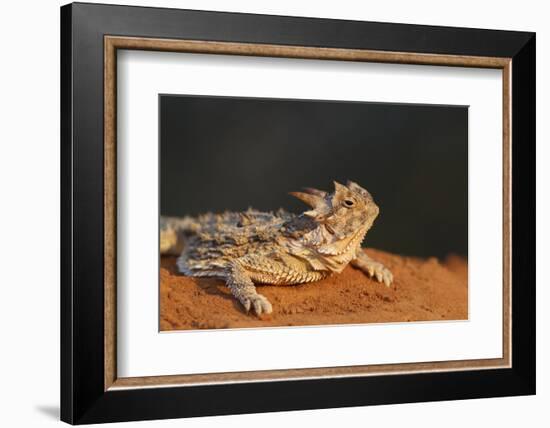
[160,215,196,256]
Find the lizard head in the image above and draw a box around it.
[290,180,379,245]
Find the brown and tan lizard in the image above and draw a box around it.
[160,181,393,315]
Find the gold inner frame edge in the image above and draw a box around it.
[104,35,512,391]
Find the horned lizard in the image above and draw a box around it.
[160,181,393,315]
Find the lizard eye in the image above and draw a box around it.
[343,199,355,208]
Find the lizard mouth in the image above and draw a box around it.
[324,223,336,235]
[318,225,366,256]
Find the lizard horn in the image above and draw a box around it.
[289,191,324,209]
[346,180,373,200]
[302,187,328,198]
[333,180,348,194]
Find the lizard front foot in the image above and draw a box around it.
[227,261,273,316]
[240,292,273,315]
[351,252,393,287]
[365,261,393,287]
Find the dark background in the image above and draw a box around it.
[160,95,467,258]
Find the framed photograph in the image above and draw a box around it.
[61,2,535,424]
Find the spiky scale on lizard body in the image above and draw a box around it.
[238,253,329,285]
[161,181,393,316]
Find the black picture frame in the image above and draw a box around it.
[61,2,535,424]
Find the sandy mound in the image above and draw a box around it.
[160,249,467,330]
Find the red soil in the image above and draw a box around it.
[160,249,468,331]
